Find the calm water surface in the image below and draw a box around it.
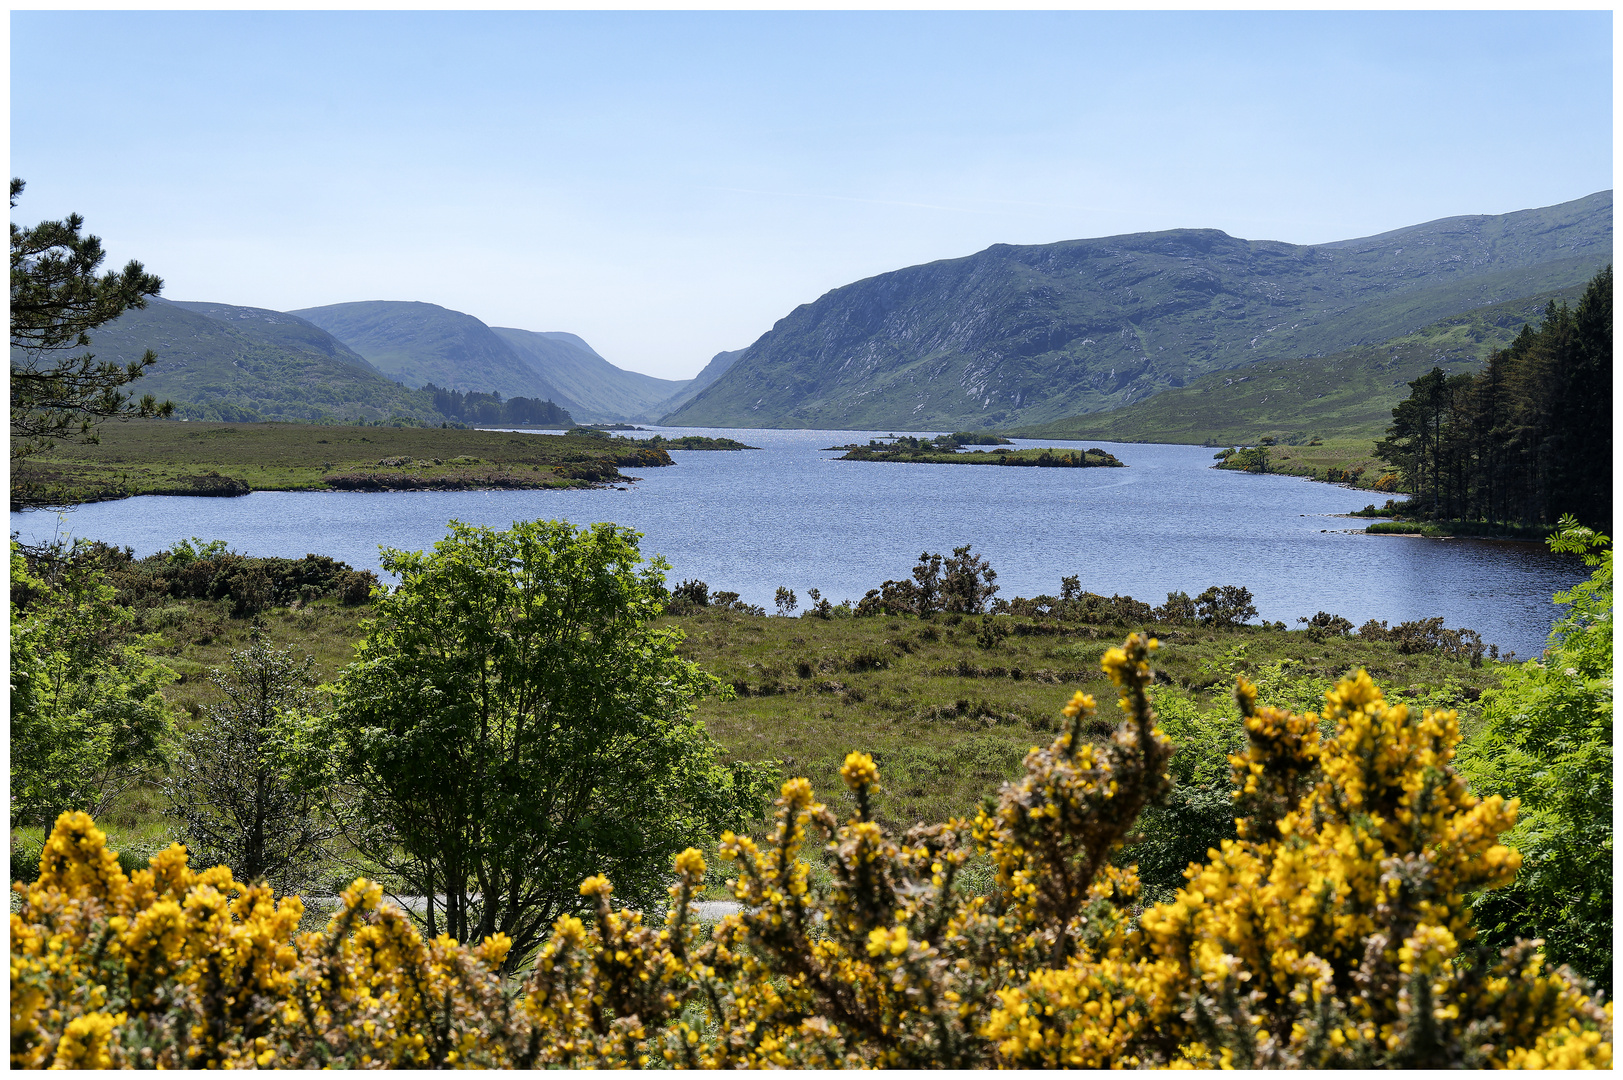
[10,428,1581,659]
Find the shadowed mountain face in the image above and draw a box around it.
[664,191,1612,431]
[491,328,690,423]
[68,299,442,423]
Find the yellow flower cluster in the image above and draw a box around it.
[11,814,532,1068]
[11,634,1611,1068]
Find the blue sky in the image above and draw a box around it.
[11,10,1613,381]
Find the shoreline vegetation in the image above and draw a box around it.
[9,420,676,510]
[9,538,1518,869]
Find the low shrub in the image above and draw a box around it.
[12,636,1611,1068]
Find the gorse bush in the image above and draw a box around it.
[11,636,1611,1068]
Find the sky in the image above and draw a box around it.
[10,10,1613,382]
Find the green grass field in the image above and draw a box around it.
[1212,438,1398,490]
[13,420,674,506]
[35,581,1507,895]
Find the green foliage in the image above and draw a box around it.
[854,545,1000,617]
[1220,444,1272,473]
[9,540,177,826]
[423,382,571,427]
[1376,268,1612,530]
[1192,584,1258,627]
[1459,517,1613,992]
[10,178,172,506]
[836,442,1122,467]
[163,634,340,893]
[326,519,774,972]
[1127,690,1243,900]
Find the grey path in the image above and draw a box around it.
[301,894,746,922]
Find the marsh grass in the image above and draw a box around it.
[668,606,1504,831]
[15,584,1505,906]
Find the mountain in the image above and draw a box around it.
[1011,284,1594,446]
[650,349,744,418]
[290,300,696,424]
[73,298,444,423]
[664,191,1612,431]
[490,327,690,423]
[289,300,568,405]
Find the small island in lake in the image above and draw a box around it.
[568,427,758,450]
[830,433,1122,468]
[823,432,1012,452]
[641,434,759,450]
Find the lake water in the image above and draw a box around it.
[10,427,1582,659]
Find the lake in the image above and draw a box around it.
[9,427,1582,659]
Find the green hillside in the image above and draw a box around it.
[491,327,690,423]
[1012,284,1593,446]
[664,191,1611,431]
[290,301,565,404]
[76,299,445,424]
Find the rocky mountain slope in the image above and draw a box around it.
[1012,283,1594,446]
[664,191,1611,430]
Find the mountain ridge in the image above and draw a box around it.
[662,190,1612,430]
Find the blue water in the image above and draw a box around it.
[10,428,1582,659]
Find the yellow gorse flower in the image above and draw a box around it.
[10,637,1610,1069]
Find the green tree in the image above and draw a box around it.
[1459,515,1612,992]
[163,634,340,893]
[9,540,176,826]
[1376,366,1448,513]
[327,519,771,973]
[10,178,171,508]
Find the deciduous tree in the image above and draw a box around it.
[1460,516,1613,991]
[163,634,340,894]
[9,540,175,825]
[327,519,771,973]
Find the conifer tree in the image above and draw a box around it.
[10,178,172,507]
